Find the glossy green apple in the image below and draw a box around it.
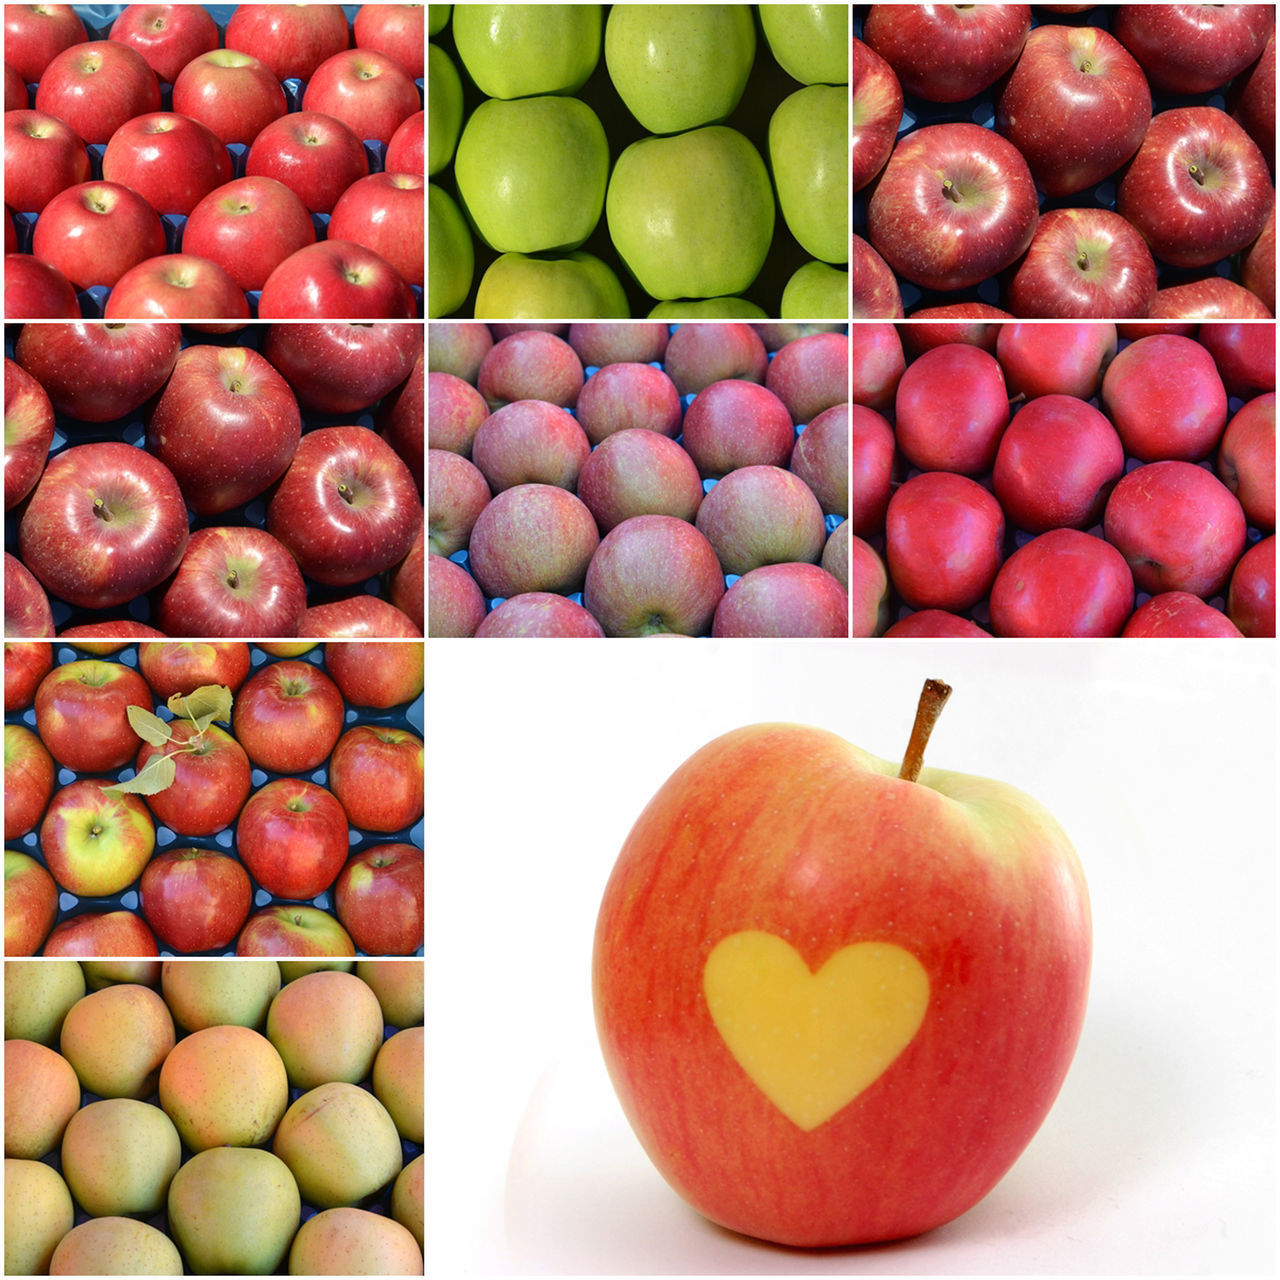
[607,126,774,301]
[759,3,849,84]
[781,261,850,319]
[649,298,769,319]
[605,3,755,134]
[454,96,608,253]
[428,184,473,318]
[475,252,628,319]
[769,85,848,264]
[453,4,602,98]
[428,5,450,37]
[429,45,462,176]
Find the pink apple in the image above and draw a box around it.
[471,400,590,493]
[4,4,87,82]
[385,110,424,176]
[568,321,668,368]
[571,362,682,446]
[171,49,288,146]
[477,329,585,408]
[1217,393,1276,530]
[474,593,605,638]
[884,610,992,638]
[353,4,425,78]
[258,240,416,319]
[427,371,488,456]
[4,357,55,510]
[996,322,1118,401]
[102,111,233,216]
[1227,534,1275,636]
[1197,322,1275,399]
[302,48,421,146]
[104,253,250,324]
[4,552,55,636]
[695,465,827,576]
[327,172,424,288]
[766,331,848,426]
[682,380,794,479]
[852,36,902,192]
[108,3,220,84]
[299,596,422,638]
[3,254,80,318]
[853,323,904,411]
[576,428,705,533]
[1113,3,1274,93]
[139,848,252,953]
[851,233,904,320]
[711,562,849,638]
[1122,592,1244,638]
[244,111,371,215]
[427,555,487,637]
[660,322,766,397]
[31,181,166,290]
[427,449,490,557]
[224,3,351,82]
[35,40,161,144]
[851,536,888,638]
[3,109,91,213]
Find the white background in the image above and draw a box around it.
[426,639,1276,1275]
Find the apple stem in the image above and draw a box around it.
[1188,163,1206,187]
[93,498,112,523]
[941,179,961,204]
[898,679,953,783]
[1076,250,1090,271]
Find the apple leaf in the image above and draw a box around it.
[101,752,177,798]
[126,704,175,747]
[168,685,234,732]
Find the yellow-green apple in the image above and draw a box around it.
[3,110,91,213]
[302,48,420,145]
[137,641,251,700]
[101,111,234,215]
[1198,322,1275,399]
[852,535,889,639]
[355,4,422,76]
[263,321,421,414]
[428,449,489,557]
[50,1218,184,1277]
[60,1098,181,1216]
[428,554,486,637]
[575,428,703,532]
[867,123,1038,292]
[478,329,584,408]
[4,641,53,712]
[171,48,286,145]
[104,252,251,324]
[59,982,175,1099]
[4,551,55,637]
[996,321,1118,400]
[996,25,1151,197]
[1227,534,1275,636]
[993,395,1126,532]
[33,180,165,290]
[4,724,54,840]
[357,958,423,1025]
[3,252,80,319]
[3,850,58,955]
[695,465,827,576]
[759,3,847,84]
[4,4,87,81]
[35,40,161,143]
[852,37,902,192]
[1147,277,1274,320]
[473,593,604,636]
[1112,3,1273,93]
[139,849,252,951]
[663,321,766,395]
[766,330,848,425]
[1100,334,1229,461]
[237,779,350,900]
[167,1147,302,1275]
[428,183,473,318]
[35,658,152,773]
[372,1025,423,1142]
[593,679,1091,1245]
[232,659,344,772]
[298,596,423,638]
[40,780,155,896]
[853,322,904,411]
[1118,107,1272,269]
[160,958,281,1030]
[1122,591,1244,638]
[852,232,904,320]
[1218,394,1275,529]
[712,561,849,638]
[244,111,370,214]
[474,252,629,319]
[259,239,417,319]
[1105,460,1248,597]
[267,968,385,1087]
[3,1039,80,1159]
[3,1158,74,1276]
[224,2,349,81]
[3,958,85,1043]
[159,1025,289,1149]
[328,172,424,288]
[236,904,356,957]
[769,85,847,264]
[607,126,773,301]
[472,401,589,493]
[333,843,425,954]
[107,2,219,83]
[289,1206,424,1276]
[821,518,849,592]
[886,472,1005,612]
[1242,205,1275,313]
[391,1153,425,1249]
[781,260,849,319]
[682,380,793,478]
[329,728,424,832]
[863,3,1029,101]
[41,910,159,957]
[790,403,847,518]
[453,2,599,97]
[79,959,160,989]
[272,1081,403,1207]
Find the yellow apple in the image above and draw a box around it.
[60,1099,181,1217]
[4,958,85,1045]
[50,1217,184,1276]
[59,983,175,1100]
[357,960,424,1027]
[160,958,282,1031]
[266,969,384,1089]
[4,1158,74,1276]
[373,1025,424,1144]
[287,1206,423,1275]
[3,1039,81,1159]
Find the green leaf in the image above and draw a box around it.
[168,684,234,729]
[101,753,177,798]
[126,704,175,747]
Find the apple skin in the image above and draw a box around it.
[4,641,54,711]
[4,552,56,636]
[1241,205,1276,314]
[851,233,904,320]
[388,525,424,636]
[354,4,424,78]
[5,722,55,840]
[378,351,424,493]
[662,322,766,397]
[224,2,350,82]
[171,49,287,146]
[996,322,1117,401]
[333,844,425,955]
[851,405,895,538]
[474,593,605,638]
[574,362,683,447]
[258,240,417,320]
[323,641,422,709]
[1104,461,1248,598]
[3,252,80,318]
[329,726,424,833]
[299,596,423,639]
[766,331,848,427]
[231,660,345,775]
[712,563,849,639]
[1197,323,1276,400]
[137,642,251,700]
[576,429,704,533]
[568,321,668,368]
[884,610,992,638]
[328,172,424,289]
[139,849,253,953]
[263,322,421,415]
[108,3,220,84]
[852,37,903,193]
[32,181,167,291]
[4,850,59,955]
[244,111,370,215]
[40,779,156,897]
[1218,394,1276,531]
[101,111,234,217]
[42,910,159,957]
[105,253,252,325]
[427,556,486,637]
[593,718,1090,1245]
[136,721,252,838]
[302,48,421,146]
[1233,28,1275,171]
[901,306,1011,350]
[996,25,1151,197]
[4,358,55,511]
[427,449,489,558]
[3,110,92,214]
[471,401,591,493]
[35,40,161,144]
[4,4,88,82]
[1227,534,1276,636]
[1147,277,1273,321]
[429,368,488,455]
[236,905,356,958]
[34,658,153,773]
[477,325,585,410]
[694,465,827,577]
[853,323,905,412]
[236,779,350,901]
[851,536,889,638]
[682,380,794,479]
[1122,592,1244,638]
[1112,3,1274,94]
[768,84,848,265]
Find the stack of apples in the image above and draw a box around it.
[854,3,1276,319]
[428,321,850,638]
[5,640,425,957]
[4,320,424,640]
[4,3,424,320]
[855,319,1275,637]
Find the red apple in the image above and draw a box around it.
[104,253,251,324]
[244,111,370,215]
[474,593,605,638]
[1233,29,1275,171]
[299,596,423,639]
[3,109,91,213]
[333,843,424,956]
[236,778,350,900]
[139,848,252,952]
[471,400,590,493]
[236,904,355,957]
[575,428,704,533]
[108,3,220,84]
[4,357,54,510]
[3,60,25,111]
[426,449,488,557]
[101,111,233,216]
[231,659,345,774]
[4,252,80,318]
[171,49,288,146]
[996,321,1118,401]
[329,725,423,833]
[852,36,902,193]
[135,721,252,837]
[4,552,56,636]
[681,380,794,479]
[34,657,153,772]
[4,723,55,840]
[4,640,53,710]
[851,405,895,538]
[302,48,421,146]
[155,527,309,638]
[427,371,488,456]
[853,322,904,411]
[884,610,992,638]
[851,233,904,320]
[427,555,486,637]
[1197,322,1276,399]
[573,361,682,446]
[1122,592,1244,638]
[353,4,425,78]
[4,849,58,956]
[695,465,827,576]
[323,641,423,708]
[568,321,668,368]
[479,328,590,407]
[40,779,156,896]
[1227,534,1275,636]
[1242,204,1276,313]
[58,624,165,646]
[257,240,416,319]
[1113,3,1274,93]
[712,562,849,639]
[765,331,849,426]
[137,641,252,700]
[4,4,87,82]
[385,109,424,177]
[378,350,424,492]
[851,535,888,638]
[789,404,848,517]
[224,3,351,82]
[388,523,424,634]
[900,306,1011,350]
[42,910,159,957]
[327,172,424,288]
[262,322,421,413]
[1217,393,1276,530]
[1146,277,1274,320]
[31,181,167,290]
[35,40,161,144]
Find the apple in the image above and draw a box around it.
[4,358,54,511]
[781,261,849,319]
[386,108,424,177]
[1122,592,1245,639]
[576,428,704,533]
[993,395,1126,533]
[4,552,56,636]
[884,610,991,638]
[3,1160,74,1275]
[428,183,473,318]
[299,597,423,639]
[712,562,849,638]
[101,111,233,216]
[1146,277,1273,320]
[3,110,91,214]
[104,253,250,324]
[427,449,489,557]
[288,1207,423,1276]
[4,4,87,82]
[236,779,349,900]
[1104,461,1248,597]
[757,2,848,84]
[258,239,416,319]
[327,172,423,288]
[3,253,80,318]
[135,720,252,837]
[4,723,55,840]
[139,849,252,954]
[39,779,156,896]
[171,48,286,146]
[323,641,423,708]
[236,905,355,957]
[1242,204,1276,313]
[1233,28,1275,169]
[901,307,1010,351]
[5,1037,81,1161]
[137,641,251,699]
[155,526,308,638]
[224,3,350,82]
[4,850,58,956]
[427,556,487,638]
[695,465,827,576]
[851,405,895,538]
[4,640,53,710]
[35,40,161,144]
[680,380,793,478]
[1100,335,1229,462]
[302,49,421,146]
[431,42,461,174]
[851,536,889,639]
[1227,534,1276,637]
[604,4,754,134]
[354,3,424,78]
[852,37,902,192]
[107,3,220,83]
[471,400,590,493]
[263,321,421,414]
[474,593,605,638]
[568,321,668,368]
[266,425,421,586]
[429,322,493,382]
[333,843,425,954]
[851,233,904,320]
[1197,323,1276,399]
[31,181,167,290]
[766,331,849,426]
[1218,394,1276,530]
[35,657,153,772]
[388,523,424,633]
[853,322,904,411]
[77,960,161,989]
[1117,107,1272,270]
[790,404,848,519]
[378,350,424,491]
[50,1218,183,1275]
[232,659,345,774]
[477,329,585,410]
[594,679,1090,1243]
[58,624,166,645]
[244,110,370,215]
[574,362,682,447]
[328,726,423,834]
[867,123,1039,293]
[996,322,1118,401]
[660,321,767,396]
[266,968,384,1088]
[372,1024,423,1142]
[769,85,847,265]
[1112,3,1274,93]
[996,25,1151,197]
[452,2,599,98]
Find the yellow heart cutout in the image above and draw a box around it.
[703,931,930,1131]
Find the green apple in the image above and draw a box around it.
[428,5,450,37]
[455,96,608,253]
[649,298,769,319]
[605,3,756,134]
[607,126,774,301]
[476,252,629,318]
[781,261,850,319]
[429,45,463,176]
[160,958,282,1031]
[429,183,473,317]
[4,958,85,1045]
[452,4,602,98]
[758,3,849,84]
[60,1099,182,1218]
[769,85,848,264]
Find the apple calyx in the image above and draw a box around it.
[898,678,953,783]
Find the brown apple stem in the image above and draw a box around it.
[1076,250,1091,271]
[941,178,961,204]
[1188,163,1206,187]
[93,498,112,523]
[898,679,953,783]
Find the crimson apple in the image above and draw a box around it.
[4,357,54,510]
[171,49,287,146]
[329,726,423,833]
[244,111,370,215]
[4,723,55,840]
[34,657,153,772]
[900,306,1010,351]
[333,843,424,956]
[385,110,424,176]
[712,562,849,639]
[996,322,1118,401]
[1227,534,1275,636]
[232,660,345,774]
[883,610,992,638]
[103,253,251,324]
[851,536,889,639]
[257,239,416,319]
[1113,3,1274,94]
[137,641,251,700]
[3,60,24,111]
[34,40,161,144]
[471,400,590,493]
[576,429,704,533]
[1218,393,1275,531]
[573,361,682,446]
[1146,277,1273,321]
[31,181,167,290]
[58,623,166,645]
[378,350,424,493]
[4,849,58,956]
[477,329,586,408]
[139,848,252,953]
[474,593,605,638]
[3,109,91,213]
[1197,323,1275,400]
[323,641,423,709]
[852,36,902,192]
[327,172,424,288]
[224,3,350,82]
[765,331,848,426]
[851,405,894,538]
[107,3,220,84]
[262,322,422,414]
[1122,592,1244,638]
[302,48,421,146]
[135,721,252,837]
[353,4,424,78]
[853,323,904,411]
[388,523,424,634]
[4,3,87,82]
[1242,205,1276,313]
[40,779,156,896]
[101,111,233,216]
[4,553,56,636]
[1233,29,1275,170]
[4,253,81,319]
[42,910,159,957]
[300,596,423,639]
[427,557,486,638]
[236,904,355,957]
[851,233,903,320]
[4,640,53,711]
[236,778,350,900]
